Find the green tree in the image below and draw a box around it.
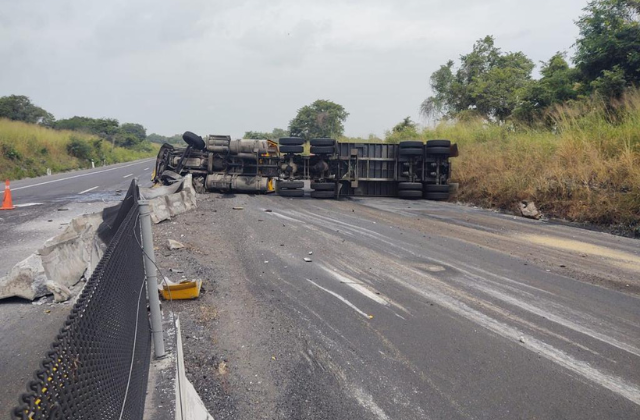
[53,116,120,139]
[513,53,579,123]
[119,123,147,143]
[289,100,349,139]
[243,128,289,139]
[421,36,534,122]
[574,0,640,97]
[392,117,417,133]
[147,133,183,145]
[0,95,55,125]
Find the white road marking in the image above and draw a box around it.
[11,160,152,191]
[13,202,43,207]
[78,186,98,195]
[122,174,133,178]
[306,279,370,319]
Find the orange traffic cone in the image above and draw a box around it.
[1,180,15,210]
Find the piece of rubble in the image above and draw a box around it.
[308,252,313,255]
[45,281,72,303]
[233,207,244,210]
[518,201,542,220]
[303,257,312,262]
[168,239,185,250]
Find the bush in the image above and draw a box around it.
[66,136,93,160]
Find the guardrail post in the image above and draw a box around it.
[139,199,166,358]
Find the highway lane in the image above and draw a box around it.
[155,193,640,420]
[0,158,155,415]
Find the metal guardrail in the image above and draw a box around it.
[12,180,151,420]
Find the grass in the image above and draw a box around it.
[0,118,158,180]
[410,90,640,235]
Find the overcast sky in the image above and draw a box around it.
[0,0,589,139]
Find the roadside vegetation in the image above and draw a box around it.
[0,95,158,180]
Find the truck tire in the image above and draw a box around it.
[398,190,422,199]
[310,138,336,147]
[399,141,423,148]
[311,182,336,191]
[426,140,451,148]
[397,182,422,191]
[279,137,304,145]
[398,147,423,156]
[424,192,450,201]
[311,190,335,199]
[424,184,450,193]
[279,145,304,154]
[310,146,335,154]
[279,189,304,197]
[426,146,450,156]
[183,131,205,150]
[278,180,304,189]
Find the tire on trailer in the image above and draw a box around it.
[310,190,335,199]
[310,146,335,154]
[278,180,304,189]
[425,146,450,156]
[424,184,450,193]
[278,189,304,197]
[424,192,450,201]
[279,145,304,154]
[426,140,451,148]
[397,182,422,191]
[399,141,423,148]
[311,182,336,191]
[310,138,336,147]
[183,131,206,150]
[398,190,423,199]
[279,137,305,146]
[398,147,423,156]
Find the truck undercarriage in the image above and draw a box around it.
[153,132,458,200]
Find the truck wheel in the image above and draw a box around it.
[310,146,335,154]
[311,182,336,191]
[424,192,450,201]
[398,190,422,199]
[398,147,423,156]
[183,131,205,150]
[426,140,451,148]
[278,180,304,189]
[426,146,450,156]
[279,145,304,154]
[310,138,336,147]
[279,137,304,145]
[399,141,423,148]
[424,184,450,193]
[311,190,335,199]
[397,182,422,190]
[279,189,304,197]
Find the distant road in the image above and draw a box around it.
[0,157,155,415]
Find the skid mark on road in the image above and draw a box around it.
[307,279,371,319]
[379,261,640,407]
[320,265,390,306]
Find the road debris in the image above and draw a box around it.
[308,251,313,255]
[233,206,244,210]
[304,257,312,262]
[518,201,542,220]
[168,239,185,250]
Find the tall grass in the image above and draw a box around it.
[0,119,158,180]
[417,89,640,235]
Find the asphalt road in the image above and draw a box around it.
[0,158,155,415]
[155,192,640,420]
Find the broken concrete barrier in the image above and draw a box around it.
[141,174,197,224]
[518,201,542,220]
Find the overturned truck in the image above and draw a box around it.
[153,132,458,200]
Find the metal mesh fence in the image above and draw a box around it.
[12,181,151,420]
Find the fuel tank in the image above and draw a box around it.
[205,173,274,193]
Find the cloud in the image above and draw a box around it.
[0,0,588,138]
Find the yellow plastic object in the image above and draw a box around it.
[161,280,202,300]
